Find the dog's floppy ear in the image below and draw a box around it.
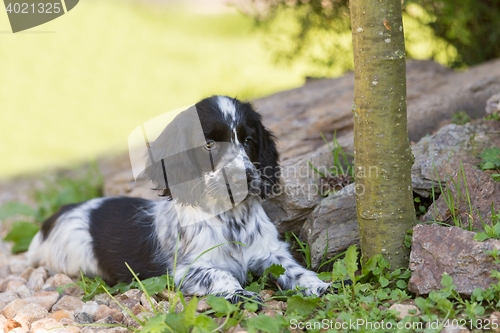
[139,106,207,202]
[258,125,280,199]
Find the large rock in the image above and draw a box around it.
[299,184,359,270]
[296,119,500,266]
[408,223,500,295]
[262,150,335,235]
[421,163,500,230]
[411,119,500,197]
[254,59,500,161]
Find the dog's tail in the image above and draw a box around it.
[26,231,43,267]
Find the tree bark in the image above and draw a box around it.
[350,0,416,268]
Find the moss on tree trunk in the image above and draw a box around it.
[350,0,416,268]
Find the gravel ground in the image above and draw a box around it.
[0,239,285,332]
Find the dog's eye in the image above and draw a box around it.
[204,140,217,151]
[244,137,253,147]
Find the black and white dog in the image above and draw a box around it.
[27,96,330,306]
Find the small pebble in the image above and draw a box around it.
[1,299,27,319]
[48,310,73,322]
[18,268,34,282]
[0,291,20,305]
[26,267,48,292]
[196,298,211,312]
[52,296,85,312]
[92,293,111,306]
[5,318,23,332]
[60,318,81,333]
[30,317,60,331]
[0,263,12,279]
[389,303,421,320]
[259,290,275,301]
[15,285,30,299]
[114,298,139,312]
[94,304,123,323]
[79,301,99,317]
[25,291,60,311]
[74,312,94,325]
[13,303,48,326]
[5,280,25,293]
[158,289,176,301]
[122,289,143,302]
[490,311,500,333]
[140,293,158,312]
[1,276,26,291]
[9,257,29,275]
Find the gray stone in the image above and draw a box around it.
[26,267,48,292]
[43,273,76,297]
[0,299,5,313]
[92,293,111,306]
[80,301,99,318]
[0,291,19,305]
[25,291,59,311]
[8,257,29,275]
[74,312,94,325]
[0,260,11,279]
[1,299,26,319]
[18,267,33,282]
[13,303,48,326]
[94,304,123,323]
[52,296,84,312]
[30,317,61,331]
[486,93,500,115]
[5,280,25,293]
[195,298,211,312]
[489,312,500,333]
[300,184,359,270]
[388,303,420,320]
[263,150,334,235]
[120,289,143,302]
[421,163,500,230]
[411,120,500,198]
[408,223,500,295]
[2,276,27,292]
[15,286,30,299]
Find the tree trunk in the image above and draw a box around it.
[349,0,416,268]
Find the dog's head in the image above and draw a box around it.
[140,96,279,214]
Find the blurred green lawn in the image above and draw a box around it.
[0,0,311,179]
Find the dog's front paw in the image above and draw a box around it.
[302,282,332,297]
[214,289,264,310]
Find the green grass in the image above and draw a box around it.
[57,244,500,333]
[0,163,103,252]
[0,0,310,179]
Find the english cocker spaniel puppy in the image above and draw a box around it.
[28,96,331,306]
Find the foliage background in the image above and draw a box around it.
[0,0,310,178]
[236,0,500,76]
[1,0,498,179]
